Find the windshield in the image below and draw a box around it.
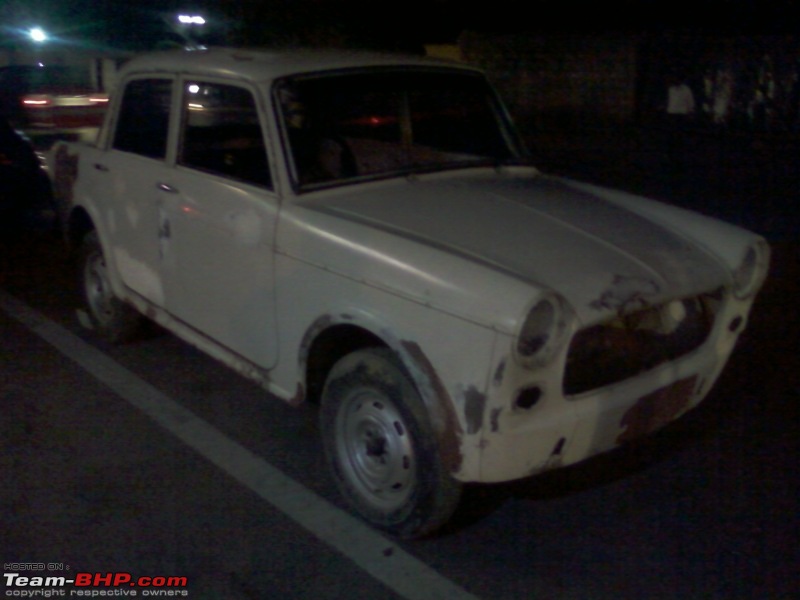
[276,69,524,189]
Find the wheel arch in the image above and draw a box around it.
[299,312,465,476]
[67,204,132,316]
[302,320,388,405]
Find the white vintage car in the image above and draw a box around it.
[53,48,769,538]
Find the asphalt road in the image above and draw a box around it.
[1,162,798,598]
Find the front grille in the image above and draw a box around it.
[563,291,720,396]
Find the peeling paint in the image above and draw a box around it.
[157,213,171,261]
[158,217,171,240]
[489,407,502,433]
[617,376,697,444]
[463,386,487,435]
[590,274,660,313]
[492,358,506,388]
[112,247,165,305]
[400,341,463,473]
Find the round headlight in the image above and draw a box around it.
[733,241,769,299]
[516,294,569,367]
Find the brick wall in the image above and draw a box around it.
[458,31,800,136]
[458,31,640,131]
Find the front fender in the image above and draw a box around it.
[281,281,499,482]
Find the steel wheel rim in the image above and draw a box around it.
[335,387,416,511]
[85,250,115,325]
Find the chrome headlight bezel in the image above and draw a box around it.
[515,292,571,369]
[732,240,770,299]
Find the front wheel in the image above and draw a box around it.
[320,348,462,538]
[78,231,145,343]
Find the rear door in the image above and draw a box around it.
[95,76,176,307]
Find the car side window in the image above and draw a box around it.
[112,78,172,159]
[178,82,272,189]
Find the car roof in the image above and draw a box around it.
[118,47,482,84]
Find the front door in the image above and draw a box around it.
[157,79,279,369]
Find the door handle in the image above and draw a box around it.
[157,182,179,194]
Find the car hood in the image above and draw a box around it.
[300,172,729,324]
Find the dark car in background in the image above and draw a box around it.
[0,65,108,147]
[0,116,53,228]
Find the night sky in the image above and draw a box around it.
[1,0,798,53]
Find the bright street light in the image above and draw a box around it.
[171,14,207,50]
[29,27,47,43]
[177,15,205,25]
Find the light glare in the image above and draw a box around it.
[29,27,47,43]
[177,15,205,25]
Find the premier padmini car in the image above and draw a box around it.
[52,48,769,537]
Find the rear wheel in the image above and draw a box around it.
[321,348,462,538]
[79,231,144,343]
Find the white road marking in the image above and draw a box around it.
[0,290,481,600]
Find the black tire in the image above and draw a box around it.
[78,231,145,343]
[320,348,462,538]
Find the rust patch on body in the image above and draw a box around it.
[617,376,697,444]
[400,341,464,473]
[492,358,506,387]
[463,386,487,434]
[489,408,502,433]
[590,275,660,313]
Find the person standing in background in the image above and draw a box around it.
[663,74,697,191]
[667,76,697,121]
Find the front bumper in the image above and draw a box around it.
[468,288,756,484]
